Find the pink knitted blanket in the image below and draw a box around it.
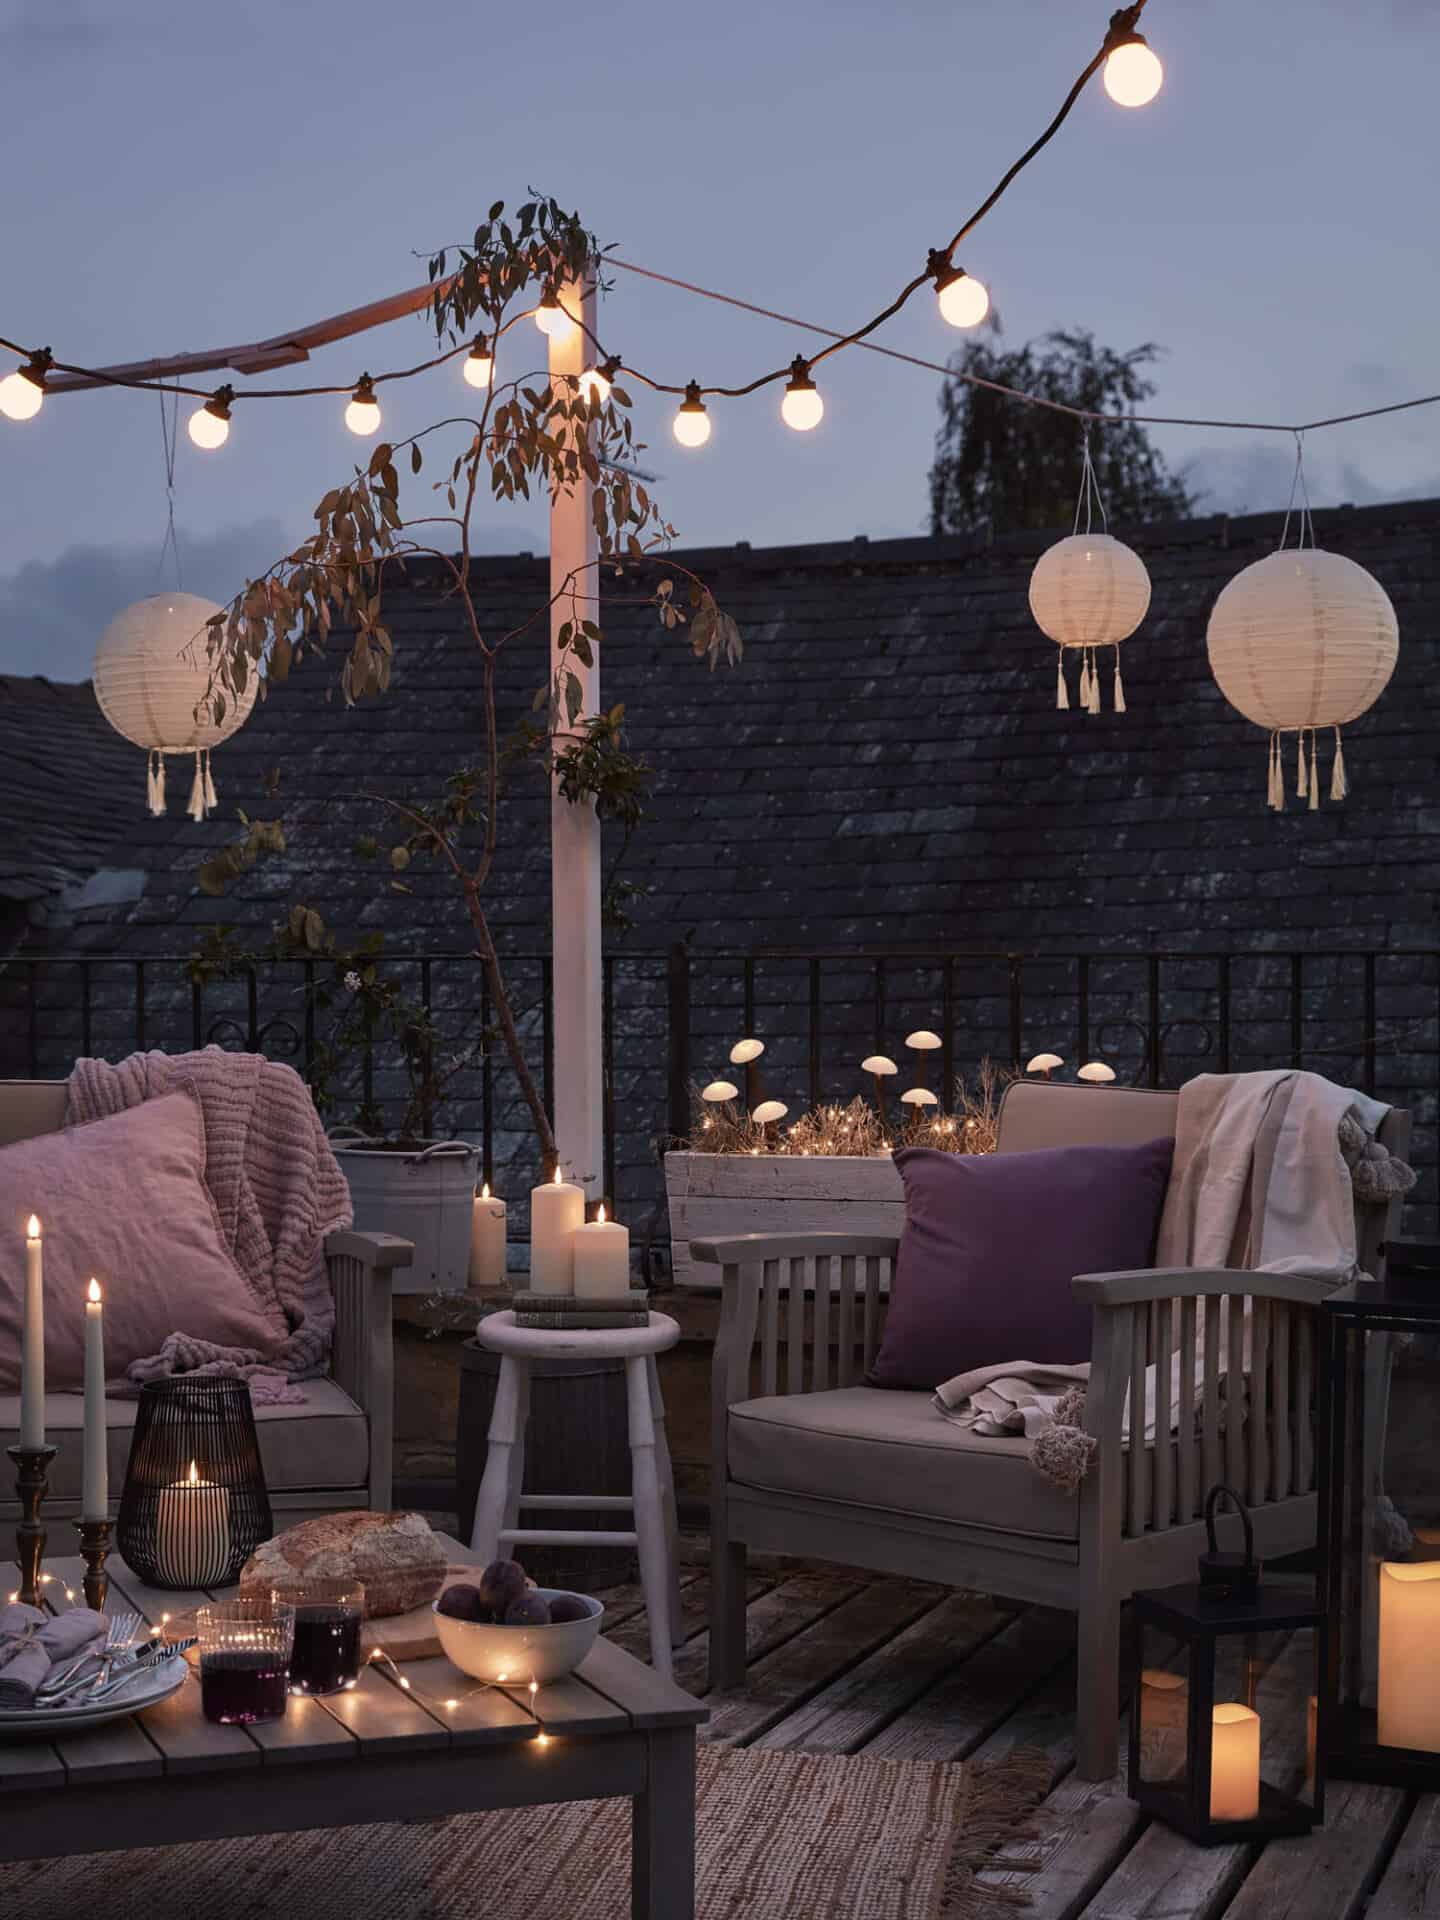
[67,1049,352,1405]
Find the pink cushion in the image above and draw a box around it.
[0,1089,285,1390]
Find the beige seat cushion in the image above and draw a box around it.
[728,1386,1080,1541]
[0,1379,369,1500]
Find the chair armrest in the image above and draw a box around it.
[1071,1265,1343,1309]
[693,1231,900,1267]
[325,1230,411,1510]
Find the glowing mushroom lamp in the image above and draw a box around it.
[861,1054,898,1129]
[1078,1062,1117,1085]
[700,1079,738,1135]
[901,1088,939,1133]
[751,1099,789,1147]
[1027,1053,1065,1078]
[730,1036,766,1108]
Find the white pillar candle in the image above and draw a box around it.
[573,1206,631,1300]
[1209,1703,1261,1821]
[155,1461,232,1587]
[1138,1668,1187,1782]
[529,1167,585,1295]
[468,1183,508,1292]
[81,1278,108,1520]
[19,1214,44,1449]
[1378,1561,1440,1751]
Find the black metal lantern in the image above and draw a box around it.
[117,1378,272,1588]
[1130,1486,1324,1845]
[1320,1253,1440,1786]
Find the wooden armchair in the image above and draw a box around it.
[697,1080,1410,1779]
[0,1079,410,1541]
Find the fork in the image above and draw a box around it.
[36,1609,143,1703]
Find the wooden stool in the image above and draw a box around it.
[467,1310,684,1678]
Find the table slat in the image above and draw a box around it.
[576,1636,709,1729]
[52,1717,165,1785]
[0,1737,67,1790]
[316,1664,450,1753]
[394,1657,539,1746]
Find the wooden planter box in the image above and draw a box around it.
[664,1150,904,1290]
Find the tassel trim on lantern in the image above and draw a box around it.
[146,749,167,817]
[1308,731,1320,811]
[1056,652,1069,710]
[203,750,218,813]
[185,748,218,822]
[1296,733,1308,801]
[1331,726,1347,801]
[1267,727,1353,812]
[1113,649,1126,714]
[1267,733,1283,810]
[1087,648,1101,714]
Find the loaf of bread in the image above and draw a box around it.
[241,1511,448,1619]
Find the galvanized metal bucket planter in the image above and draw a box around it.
[331,1134,480,1295]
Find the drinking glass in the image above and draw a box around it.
[196,1597,295,1725]
[267,1578,366,1696]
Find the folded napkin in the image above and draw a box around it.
[0,1601,107,1710]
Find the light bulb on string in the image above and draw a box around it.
[188,385,233,450]
[579,356,620,407]
[0,349,51,421]
[673,381,711,448]
[933,260,990,330]
[1103,32,1162,106]
[780,357,824,432]
[534,287,576,343]
[345,375,381,436]
[463,339,494,390]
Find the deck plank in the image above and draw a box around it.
[1370,1795,1440,1920]
[1223,1777,1410,1920]
[665,1570,867,1699]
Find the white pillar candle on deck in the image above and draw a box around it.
[468,1183,508,1292]
[155,1461,232,1586]
[529,1167,585,1295]
[20,1214,44,1448]
[1378,1561,1440,1751]
[81,1279,108,1520]
[1209,1703,1261,1821]
[573,1206,631,1300]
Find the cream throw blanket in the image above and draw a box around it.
[934,1070,1400,1483]
[68,1048,352,1404]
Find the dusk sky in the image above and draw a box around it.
[2,0,1437,679]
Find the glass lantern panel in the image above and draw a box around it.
[1335,1320,1440,1754]
[1135,1620,1193,1796]
[1213,1627,1317,1821]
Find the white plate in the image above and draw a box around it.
[0,1658,188,1737]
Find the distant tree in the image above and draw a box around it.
[928,323,1194,538]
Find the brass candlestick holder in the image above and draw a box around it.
[7,1442,59,1608]
[74,1517,114,1613]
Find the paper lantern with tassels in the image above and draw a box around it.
[93,594,256,820]
[1206,550,1398,811]
[1028,533,1151,715]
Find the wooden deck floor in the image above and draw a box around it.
[594,1550,1440,1920]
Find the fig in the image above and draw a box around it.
[479,1558,528,1615]
[547,1593,591,1624]
[437,1582,484,1621]
[504,1592,552,1628]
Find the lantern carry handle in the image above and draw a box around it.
[1198,1483,1262,1602]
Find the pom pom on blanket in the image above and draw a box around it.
[1029,1422,1098,1494]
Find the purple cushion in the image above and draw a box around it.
[868,1137,1175,1389]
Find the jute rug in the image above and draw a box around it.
[9,1743,1049,1920]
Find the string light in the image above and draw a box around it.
[780,357,824,432]
[0,348,50,420]
[932,259,991,330]
[579,356,621,406]
[463,339,494,390]
[1103,29,1163,106]
[188,385,233,450]
[344,374,381,436]
[534,287,576,343]
[673,381,711,448]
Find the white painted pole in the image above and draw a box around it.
[548,274,604,1198]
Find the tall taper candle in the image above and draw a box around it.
[81,1278,108,1521]
[20,1214,44,1449]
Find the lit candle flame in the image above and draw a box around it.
[481,1182,490,1200]
[87,1277,102,1304]
[553,1166,562,1185]
[597,1204,606,1224]
[26,1214,40,1239]
[187,1461,200,1486]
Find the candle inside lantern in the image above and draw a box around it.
[573,1205,631,1301]
[529,1166,585,1295]
[1138,1668,1187,1782]
[1378,1560,1440,1751]
[81,1278,108,1521]
[468,1182,508,1292]
[155,1460,232,1587]
[20,1213,44,1448]
[1209,1703,1261,1821]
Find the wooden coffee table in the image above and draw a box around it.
[0,1534,706,1919]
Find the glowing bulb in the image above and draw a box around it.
[534,291,576,343]
[345,376,381,436]
[0,364,45,421]
[87,1277,101,1304]
[1104,35,1162,107]
[781,359,824,432]
[537,1732,551,1748]
[578,365,611,406]
[463,343,494,390]
[188,388,232,449]
[444,1698,459,1710]
[529,1681,538,1696]
[936,270,990,330]
[674,382,711,448]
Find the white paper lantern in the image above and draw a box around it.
[1207,549,1398,811]
[93,594,257,820]
[1028,533,1151,716]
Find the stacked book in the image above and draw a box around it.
[512,1289,650,1331]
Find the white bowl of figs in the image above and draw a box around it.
[433,1558,604,1684]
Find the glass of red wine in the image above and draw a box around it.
[196,1597,296,1725]
[266,1578,366,1697]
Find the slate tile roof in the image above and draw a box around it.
[0,674,139,915]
